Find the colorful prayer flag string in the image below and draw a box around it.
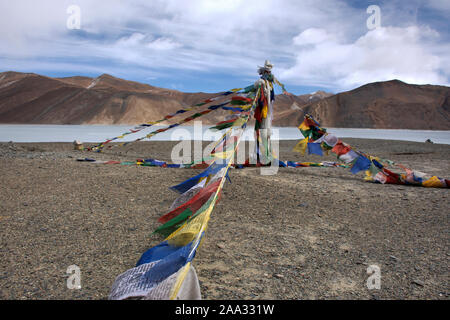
[293,115,449,188]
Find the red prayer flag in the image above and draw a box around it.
[158,180,221,224]
[331,141,351,156]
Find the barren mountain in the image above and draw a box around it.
[292,80,450,129]
[0,71,448,129]
[0,72,309,126]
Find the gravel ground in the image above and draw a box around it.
[0,139,448,300]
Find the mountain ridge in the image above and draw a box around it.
[0,71,448,129]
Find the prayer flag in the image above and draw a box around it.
[307,142,323,156]
[350,155,372,174]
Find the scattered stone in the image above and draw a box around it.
[274,274,284,279]
[217,243,226,250]
[389,255,399,261]
[412,280,424,287]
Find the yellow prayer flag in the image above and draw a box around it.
[298,121,310,132]
[262,104,268,118]
[169,262,192,300]
[213,150,234,159]
[292,137,309,155]
[166,205,212,246]
[422,176,446,188]
[364,170,373,181]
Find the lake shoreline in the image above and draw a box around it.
[1,125,449,144]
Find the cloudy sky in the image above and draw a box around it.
[0,0,449,94]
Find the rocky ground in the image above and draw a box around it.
[0,139,448,300]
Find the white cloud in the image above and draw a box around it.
[293,28,335,46]
[147,38,181,51]
[116,33,146,47]
[0,0,448,92]
[281,26,449,90]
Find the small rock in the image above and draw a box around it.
[217,243,225,249]
[274,274,284,279]
[412,280,424,287]
[389,255,399,261]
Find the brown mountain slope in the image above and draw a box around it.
[294,80,450,129]
[0,72,310,126]
[0,72,448,129]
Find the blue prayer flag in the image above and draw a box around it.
[350,155,372,174]
[307,143,323,156]
[170,162,228,193]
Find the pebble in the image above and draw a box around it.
[274,274,284,279]
[389,255,399,261]
[412,280,424,287]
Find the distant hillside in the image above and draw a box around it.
[0,72,312,126]
[296,80,450,129]
[0,71,448,129]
